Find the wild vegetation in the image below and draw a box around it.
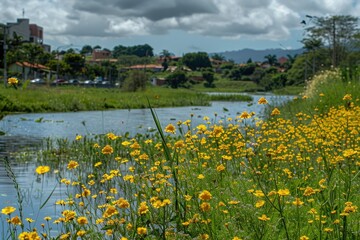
[1,68,359,239]
[0,83,252,117]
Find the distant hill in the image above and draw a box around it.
[211,48,304,63]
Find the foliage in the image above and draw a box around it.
[112,44,154,58]
[304,15,359,67]
[63,53,86,77]
[166,71,188,88]
[80,45,93,55]
[122,70,148,92]
[280,67,360,118]
[211,53,226,61]
[264,54,278,66]
[182,52,212,71]
[202,71,215,88]
[0,85,218,113]
[117,55,154,67]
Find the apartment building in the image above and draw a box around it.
[2,18,50,51]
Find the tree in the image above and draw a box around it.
[80,45,93,55]
[202,71,215,88]
[159,49,174,71]
[159,49,174,58]
[182,52,211,71]
[301,38,323,75]
[166,71,188,88]
[264,54,278,66]
[123,70,147,92]
[63,53,85,77]
[211,53,225,61]
[112,44,154,58]
[305,15,359,67]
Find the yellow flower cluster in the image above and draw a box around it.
[12,90,360,239]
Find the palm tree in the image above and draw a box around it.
[264,54,278,66]
[302,38,323,75]
[159,49,174,71]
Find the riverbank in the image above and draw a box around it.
[1,69,359,239]
[0,85,253,116]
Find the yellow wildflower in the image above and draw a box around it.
[343,94,352,101]
[1,206,16,215]
[77,216,88,225]
[271,108,280,116]
[200,202,211,212]
[10,216,21,225]
[277,189,290,196]
[138,202,149,215]
[137,227,147,235]
[258,97,268,104]
[199,190,212,201]
[255,200,265,208]
[67,160,79,170]
[258,214,270,221]
[7,77,18,86]
[102,145,114,154]
[35,166,50,175]
[165,123,176,134]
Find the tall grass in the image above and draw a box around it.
[0,86,211,114]
[278,67,360,119]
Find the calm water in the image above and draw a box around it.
[0,94,292,235]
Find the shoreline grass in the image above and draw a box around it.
[0,85,254,118]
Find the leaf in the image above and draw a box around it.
[35,117,43,123]
[39,184,57,210]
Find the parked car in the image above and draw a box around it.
[83,80,94,85]
[30,78,45,84]
[53,79,67,85]
[68,79,79,85]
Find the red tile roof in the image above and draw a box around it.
[16,61,49,70]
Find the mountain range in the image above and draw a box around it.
[212,48,305,63]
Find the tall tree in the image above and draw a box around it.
[264,54,278,66]
[302,38,323,75]
[182,52,211,71]
[63,53,85,77]
[80,45,93,55]
[305,15,359,67]
[112,44,154,58]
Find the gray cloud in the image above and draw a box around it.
[1,0,359,47]
[73,0,219,21]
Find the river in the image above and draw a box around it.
[0,93,292,236]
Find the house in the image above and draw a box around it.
[151,77,167,86]
[278,56,288,65]
[9,61,53,80]
[88,49,118,64]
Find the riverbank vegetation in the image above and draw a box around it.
[1,68,359,239]
[0,84,252,116]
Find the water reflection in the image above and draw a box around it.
[0,94,291,140]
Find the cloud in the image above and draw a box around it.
[73,0,219,21]
[1,0,359,48]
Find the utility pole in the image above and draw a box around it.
[1,24,8,86]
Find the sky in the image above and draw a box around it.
[1,0,360,56]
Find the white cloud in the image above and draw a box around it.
[1,0,359,51]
